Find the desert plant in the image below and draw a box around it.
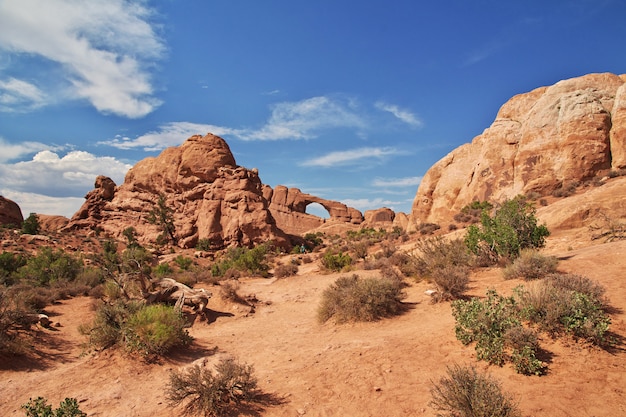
[274,263,298,278]
[317,274,405,323]
[0,251,27,285]
[174,255,194,270]
[514,276,611,346]
[419,222,441,235]
[430,265,471,302]
[21,213,40,235]
[167,358,260,417]
[321,250,352,272]
[502,249,558,280]
[21,396,86,417]
[146,193,176,244]
[589,213,626,242]
[154,263,173,277]
[430,364,521,417]
[211,244,271,278]
[79,300,141,351]
[452,290,531,369]
[17,247,82,287]
[124,304,192,359]
[465,196,550,263]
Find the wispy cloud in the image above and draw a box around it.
[238,96,366,141]
[0,149,132,199]
[342,197,409,213]
[101,122,236,151]
[372,176,422,187]
[0,189,84,218]
[0,0,165,118]
[0,78,48,112]
[0,137,59,162]
[301,147,405,168]
[375,102,423,128]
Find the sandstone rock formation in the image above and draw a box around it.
[0,196,23,227]
[68,134,363,248]
[264,185,363,235]
[38,215,70,233]
[408,73,626,230]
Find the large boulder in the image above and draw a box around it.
[67,133,363,248]
[408,73,626,231]
[0,196,23,227]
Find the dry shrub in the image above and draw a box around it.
[431,265,470,302]
[317,274,406,324]
[502,249,558,280]
[220,280,242,302]
[274,263,298,278]
[430,364,521,417]
[167,358,260,417]
[545,273,606,304]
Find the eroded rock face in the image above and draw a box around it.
[408,73,626,230]
[0,196,23,227]
[67,133,363,248]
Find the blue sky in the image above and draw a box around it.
[1,0,625,218]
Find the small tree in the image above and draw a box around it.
[21,213,40,235]
[465,195,549,263]
[146,194,176,244]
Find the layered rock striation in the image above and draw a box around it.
[68,134,363,248]
[408,72,626,230]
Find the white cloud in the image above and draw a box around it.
[101,122,236,151]
[0,137,59,162]
[301,147,404,167]
[0,189,84,218]
[375,102,423,128]
[0,0,164,118]
[0,77,48,112]
[0,149,132,200]
[372,176,422,187]
[237,96,366,141]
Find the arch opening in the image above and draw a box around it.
[305,202,330,219]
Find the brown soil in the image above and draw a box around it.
[2,232,626,416]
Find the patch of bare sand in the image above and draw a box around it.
[1,239,626,416]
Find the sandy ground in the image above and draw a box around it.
[1,233,626,417]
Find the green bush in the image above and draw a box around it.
[317,274,406,323]
[21,396,86,417]
[502,249,558,280]
[515,276,611,346]
[124,304,192,359]
[465,196,550,263]
[430,364,521,417]
[321,250,352,272]
[18,247,82,286]
[154,263,173,277]
[0,251,27,285]
[167,358,259,417]
[21,213,40,235]
[174,255,193,270]
[451,289,543,374]
[211,244,271,278]
[79,300,141,351]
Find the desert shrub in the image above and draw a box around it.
[452,289,543,374]
[146,193,176,244]
[515,278,611,346]
[167,358,259,417]
[195,238,214,251]
[18,247,82,286]
[413,237,472,279]
[0,251,27,285]
[219,280,243,303]
[174,255,194,270]
[419,222,441,235]
[124,304,192,359]
[303,232,324,251]
[545,273,606,303]
[211,244,271,278]
[154,263,173,277]
[21,213,40,235]
[430,265,471,302]
[430,364,521,417]
[352,241,369,260]
[0,290,30,355]
[317,274,405,323]
[551,181,578,198]
[79,300,142,351]
[321,250,352,272]
[21,396,86,417]
[465,196,550,263]
[274,263,298,278]
[502,249,558,280]
[589,213,626,242]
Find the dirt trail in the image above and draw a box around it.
[1,239,626,416]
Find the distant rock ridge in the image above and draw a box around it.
[408,72,626,231]
[67,133,364,248]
